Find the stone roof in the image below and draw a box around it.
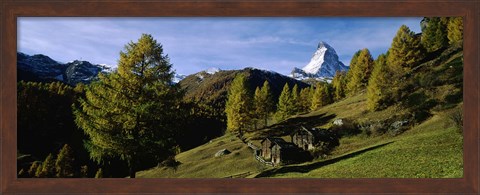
[261,137,296,149]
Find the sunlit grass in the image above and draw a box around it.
[137,133,266,178]
[263,115,463,178]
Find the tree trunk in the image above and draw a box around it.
[129,164,136,178]
[264,114,268,127]
[128,156,136,178]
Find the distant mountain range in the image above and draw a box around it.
[179,67,310,111]
[17,41,349,86]
[17,52,111,85]
[18,52,198,85]
[290,41,349,81]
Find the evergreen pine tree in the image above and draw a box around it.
[55,144,75,178]
[447,17,463,44]
[275,83,294,121]
[346,49,375,95]
[421,17,449,52]
[225,73,253,137]
[367,53,392,111]
[74,34,182,178]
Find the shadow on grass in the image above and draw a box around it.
[250,113,336,139]
[254,141,394,178]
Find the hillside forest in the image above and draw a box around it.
[17,17,463,178]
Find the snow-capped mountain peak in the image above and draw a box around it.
[17,52,111,85]
[206,67,221,74]
[291,41,348,80]
[302,42,332,74]
[173,74,186,83]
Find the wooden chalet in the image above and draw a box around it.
[260,137,299,165]
[291,126,327,150]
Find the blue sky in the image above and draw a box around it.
[18,17,422,75]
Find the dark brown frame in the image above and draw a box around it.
[1,0,478,194]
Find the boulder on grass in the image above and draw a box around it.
[214,149,231,157]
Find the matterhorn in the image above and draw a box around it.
[290,41,348,80]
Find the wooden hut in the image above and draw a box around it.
[261,137,299,165]
[291,126,327,150]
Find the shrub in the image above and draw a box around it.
[357,122,372,137]
[331,118,361,137]
[444,92,462,105]
[388,120,410,136]
[158,156,181,172]
[310,130,340,158]
[370,122,389,136]
[445,105,463,133]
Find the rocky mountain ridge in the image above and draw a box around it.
[290,41,349,80]
[17,52,111,85]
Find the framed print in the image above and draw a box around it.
[1,0,479,194]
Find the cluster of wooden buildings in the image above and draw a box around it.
[258,126,327,165]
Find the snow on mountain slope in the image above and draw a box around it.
[195,67,222,80]
[17,52,111,85]
[173,74,187,83]
[206,67,221,74]
[291,41,348,80]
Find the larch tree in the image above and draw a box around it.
[346,48,375,95]
[28,161,41,177]
[345,50,361,95]
[55,144,75,178]
[311,83,331,111]
[253,87,262,130]
[275,83,294,121]
[35,162,43,178]
[291,84,300,114]
[447,17,463,44]
[388,25,425,73]
[421,17,449,52]
[40,153,56,177]
[74,34,182,178]
[387,25,425,101]
[254,80,274,127]
[225,73,253,137]
[323,83,333,105]
[299,87,312,113]
[367,53,392,111]
[332,71,347,101]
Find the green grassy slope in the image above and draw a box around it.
[256,114,463,178]
[136,133,265,178]
[137,94,462,178]
[137,46,463,178]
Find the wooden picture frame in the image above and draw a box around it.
[1,0,478,194]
